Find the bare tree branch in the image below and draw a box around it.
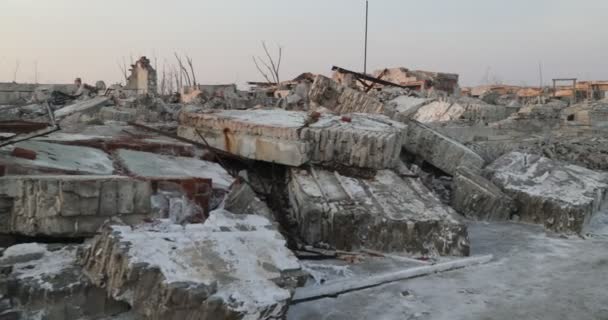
[261,41,280,83]
[174,53,192,87]
[13,60,20,83]
[252,41,283,84]
[186,55,197,87]
[252,56,274,84]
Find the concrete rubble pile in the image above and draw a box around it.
[80,210,306,320]
[2,60,608,319]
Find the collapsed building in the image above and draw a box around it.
[1,59,608,319]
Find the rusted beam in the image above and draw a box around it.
[0,102,60,147]
[332,66,420,90]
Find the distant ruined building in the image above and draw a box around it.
[125,56,157,95]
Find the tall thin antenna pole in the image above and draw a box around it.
[538,61,543,89]
[364,0,369,74]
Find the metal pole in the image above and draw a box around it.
[364,0,368,74]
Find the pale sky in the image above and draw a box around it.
[1,0,607,86]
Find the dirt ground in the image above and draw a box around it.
[288,212,608,320]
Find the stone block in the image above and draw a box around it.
[0,141,114,175]
[308,75,385,114]
[54,96,110,120]
[1,175,152,237]
[451,166,515,221]
[80,210,306,320]
[116,149,235,191]
[404,121,485,175]
[179,109,407,169]
[486,152,608,233]
[0,243,129,319]
[178,109,311,167]
[288,167,470,256]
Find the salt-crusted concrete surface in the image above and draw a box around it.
[80,210,306,320]
[485,152,608,234]
[451,167,515,221]
[0,175,152,237]
[412,98,516,124]
[300,113,407,169]
[54,96,111,120]
[404,121,485,176]
[0,141,115,175]
[288,167,469,256]
[384,96,433,122]
[178,109,311,166]
[0,243,129,320]
[117,149,235,191]
[179,109,406,169]
[288,221,608,320]
[309,75,385,115]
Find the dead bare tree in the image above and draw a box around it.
[12,60,20,83]
[252,41,282,84]
[160,62,167,95]
[185,55,197,87]
[174,53,192,88]
[117,57,129,83]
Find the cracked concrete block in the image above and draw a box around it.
[54,96,110,120]
[0,141,114,175]
[179,109,407,169]
[288,167,470,256]
[1,175,152,237]
[301,113,407,169]
[80,210,306,320]
[451,167,515,221]
[309,75,385,114]
[0,243,129,320]
[116,149,235,191]
[404,121,485,176]
[486,152,608,234]
[178,109,311,167]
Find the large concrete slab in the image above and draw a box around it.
[0,243,129,319]
[288,167,469,256]
[486,152,608,233]
[404,121,485,175]
[54,96,110,120]
[0,175,152,237]
[451,166,515,221]
[179,109,310,166]
[117,149,235,191]
[80,210,306,320]
[309,75,385,114]
[412,98,516,124]
[301,113,407,169]
[0,141,114,175]
[384,96,432,122]
[179,109,406,169]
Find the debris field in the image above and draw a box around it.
[1,60,607,320]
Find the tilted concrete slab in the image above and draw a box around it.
[80,210,306,320]
[0,141,115,175]
[404,121,485,176]
[54,96,111,120]
[179,109,406,169]
[288,167,470,256]
[451,166,515,221]
[0,175,152,237]
[308,75,385,114]
[385,96,433,122]
[117,149,235,191]
[0,243,129,319]
[486,152,608,234]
